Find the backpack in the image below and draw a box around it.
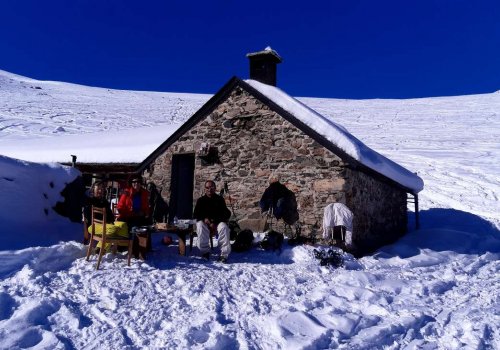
[228,219,241,241]
[231,229,254,252]
[260,230,284,251]
[313,248,344,268]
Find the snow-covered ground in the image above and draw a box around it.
[0,70,499,349]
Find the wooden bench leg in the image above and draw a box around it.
[127,241,133,266]
[85,237,93,261]
[177,232,186,256]
[96,243,105,270]
[189,232,195,252]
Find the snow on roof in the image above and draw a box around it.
[0,124,181,164]
[245,79,424,193]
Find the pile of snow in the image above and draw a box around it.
[0,155,81,249]
[0,218,498,348]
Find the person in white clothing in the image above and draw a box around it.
[193,180,232,262]
[322,202,354,247]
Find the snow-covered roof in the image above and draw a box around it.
[245,79,424,193]
[0,124,181,164]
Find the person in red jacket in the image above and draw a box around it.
[117,176,151,227]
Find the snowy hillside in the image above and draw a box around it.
[0,70,499,349]
[0,69,208,139]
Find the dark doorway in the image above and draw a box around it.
[169,154,195,221]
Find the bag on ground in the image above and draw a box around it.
[313,248,344,268]
[231,229,254,252]
[260,230,284,251]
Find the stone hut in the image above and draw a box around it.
[138,49,423,254]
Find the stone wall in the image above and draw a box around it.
[344,169,408,250]
[143,86,408,250]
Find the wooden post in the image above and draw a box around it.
[178,231,186,256]
[414,193,420,230]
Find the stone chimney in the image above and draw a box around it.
[246,47,282,86]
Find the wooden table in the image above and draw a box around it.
[155,224,194,256]
[131,227,153,260]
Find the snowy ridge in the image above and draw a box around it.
[0,69,209,140]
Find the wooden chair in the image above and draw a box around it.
[262,208,288,233]
[262,208,274,231]
[262,208,287,233]
[111,202,120,220]
[85,206,133,270]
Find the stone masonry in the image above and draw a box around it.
[143,87,408,252]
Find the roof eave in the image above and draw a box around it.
[63,162,139,175]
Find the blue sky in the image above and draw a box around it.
[0,0,499,98]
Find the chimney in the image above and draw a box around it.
[246,46,282,86]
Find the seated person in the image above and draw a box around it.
[117,176,151,228]
[193,180,231,263]
[259,174,299,225]
[84,181,129,251]
[322,202,353,247]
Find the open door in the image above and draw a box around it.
[169,154,195,221]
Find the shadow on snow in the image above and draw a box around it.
[143,234,294,271]
[380,208,500,258]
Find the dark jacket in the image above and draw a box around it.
[84,197,114,225]
[259,182,290,212]
[193,194,231,225]
[259,182,299,225]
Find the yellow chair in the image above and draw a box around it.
[85,206,133,270]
